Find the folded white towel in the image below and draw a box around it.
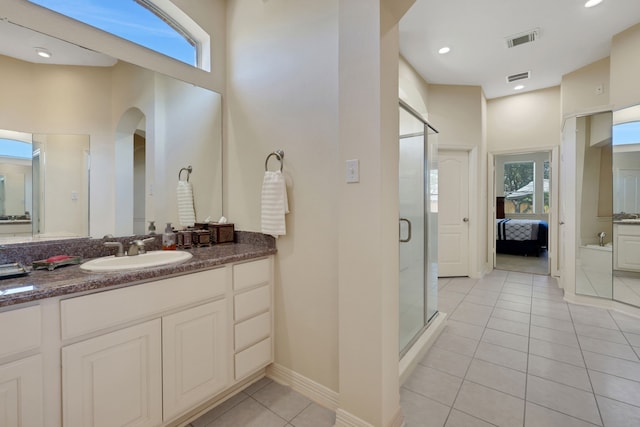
[261,171,289,237]
[177,180,196,227]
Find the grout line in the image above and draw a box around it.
[568,305,606,427]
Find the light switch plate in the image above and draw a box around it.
[346,159,359,183]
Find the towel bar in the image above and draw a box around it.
[265,150,285,172]
[179,166,193,182]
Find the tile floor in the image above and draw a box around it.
[406,270,640,426]
[191,269,640,426]
[188,378,336,427]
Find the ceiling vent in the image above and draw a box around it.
[506,28,539,48]
[506,71,531,83]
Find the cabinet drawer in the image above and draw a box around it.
[233,258,270,291]
[235,311,270,351]
[234,285,270,322]
[234,337,272,380]
[0,305,41,359]
[61,267,226,340]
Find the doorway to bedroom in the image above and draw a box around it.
[493,151,552,275]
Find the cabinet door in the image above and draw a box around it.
[0,355,43,427]
[62,320,162,427]
[618,234,640,271]
[162,300,229,421]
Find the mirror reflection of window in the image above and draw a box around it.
[0,137,32,220]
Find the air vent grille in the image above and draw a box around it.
[506,71,531,83]
[506,29,539,48]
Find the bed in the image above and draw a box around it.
[496,218,548,256]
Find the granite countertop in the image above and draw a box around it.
[613,220,640,225]
[0,232,276,308]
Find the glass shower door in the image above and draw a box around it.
[399,103,438,355]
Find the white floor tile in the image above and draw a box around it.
[526,375,601,425]
[453,381,525,426]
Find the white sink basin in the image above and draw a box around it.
[80,251,193,272]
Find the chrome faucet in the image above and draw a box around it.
[127,237,156,256]
[597,231,606,247]
[104,241,124,257]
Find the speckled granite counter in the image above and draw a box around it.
[0,231,276,308]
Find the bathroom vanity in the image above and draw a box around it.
[0,234,275,427]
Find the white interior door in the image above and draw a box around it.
[438,150,470,277]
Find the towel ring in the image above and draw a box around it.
[265,150,285,172]
[179,166,193,182]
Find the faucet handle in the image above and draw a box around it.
[128,237,156,255]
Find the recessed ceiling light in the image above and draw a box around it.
[35,47,52,58]
[514,85,525,91]
[438,46,451,55]
[584,0,603,8]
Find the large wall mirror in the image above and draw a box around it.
[612,105,640,307]
[574,111,613,300]
[574,107,640,309]
[0,21,222,242]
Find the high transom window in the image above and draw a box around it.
[28,0,210,70]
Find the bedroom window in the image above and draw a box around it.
[27,0,210,70]
[503,161,535,214]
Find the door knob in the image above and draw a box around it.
[463,217,469,222]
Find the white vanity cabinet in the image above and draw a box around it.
[162,299,228,421]
[0,305,44,427]
[57,256,273,427]
[615,224,640,272]
[62,320,163,427]
[233,258,273,380]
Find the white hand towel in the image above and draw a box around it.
[177,180,196,227]
[261,171,289,237]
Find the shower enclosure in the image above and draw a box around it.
[399,101,439,356]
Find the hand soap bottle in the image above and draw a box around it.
[162,222,176,250]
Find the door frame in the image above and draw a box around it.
[488,146,559,277]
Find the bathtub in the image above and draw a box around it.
[578,244,613,271]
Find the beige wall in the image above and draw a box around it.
[611,23,640,109]
[561,58,610,117]
[487,87,561,152]
[428,85,483,148]
[226,0,340,395]
[399,55,429,116]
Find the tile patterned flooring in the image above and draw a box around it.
[411,270,640,426]
[188,378,336,427]
[191,269,640,426]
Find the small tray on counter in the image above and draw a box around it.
[0,263,30,279]
[32,255,83,271]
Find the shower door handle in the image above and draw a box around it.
[399,218,412,243]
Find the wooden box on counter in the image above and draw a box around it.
[195,222,235,244]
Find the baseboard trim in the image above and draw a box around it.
[334,408,404,427]
[399,313,447,385]
[266,363,339,411]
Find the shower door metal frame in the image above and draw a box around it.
[399,100,439,358]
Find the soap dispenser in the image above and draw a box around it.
[162,223,176,250]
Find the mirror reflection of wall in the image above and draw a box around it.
[0,132,33,238]
[612,105,640,307]
[0,42,222,241]
[574,111,613,300]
